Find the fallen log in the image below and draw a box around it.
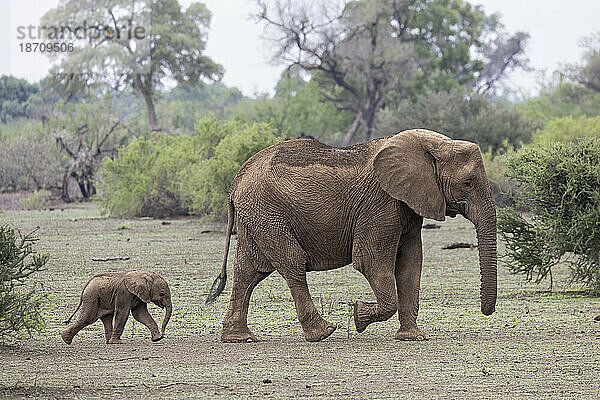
[91,256,131,262]
[442,242,476,250]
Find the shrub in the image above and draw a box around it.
[0,122,63,192]
[98,118,282,218]
[531,115,600,145]
[517,81,600,128]
[99,132,203,217]
[376,88,536,154]
[19,189,52,210]
[0,225,48,340]
[179,121,281,217]
[498,138,600,292]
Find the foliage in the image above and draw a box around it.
[179,122,282,217]
[376,88,535,153]
[99,132,202,217]
[98,118,281,218]
[531,115,600,145]
[0,76,40,123]
[42,0,223,130]
[0,225,48,340]
[498,138,600,293]
[233,69,354,143]
[0,122,63,192]
[255,0,528,143]
[517,81,600,128]
[157,83,244,132]
[19,189,52,210]
[565,32,600,93]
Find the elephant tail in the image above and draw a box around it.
[205,198,233,304]
[63,277,93,324]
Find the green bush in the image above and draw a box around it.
[98,118,282,218]
[99,132,203,217]
[517,82,600,129]
[376,88,536,154]
[0,225,48,340]
[498,138,600,292]
[532,115,600,145]
[179,121,281,217]
[19,189,52,210]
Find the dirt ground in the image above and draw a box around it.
[1,203,599,399]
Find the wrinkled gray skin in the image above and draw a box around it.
[209,129,497,343]
[61,271,172,344]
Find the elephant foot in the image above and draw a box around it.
[303,319,336,342]
[221,328,258,343]
[61,330,73,345]
[354,300,377,333]
[108,337,123,344]
[151,335,163,342]
[395,326,429,341]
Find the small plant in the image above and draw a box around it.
[0,224,49,339]
[115,223,130,230]
[498,138,600,293]
[19,189,51,210]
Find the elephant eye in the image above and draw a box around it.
[464,179,473,189]
[160,290,165,296]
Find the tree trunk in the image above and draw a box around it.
[141,88,158,132]
[61,171,72,203]
[341,112,362,146]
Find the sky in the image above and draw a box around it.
[1,0,600,98]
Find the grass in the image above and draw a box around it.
[1,203,599,399]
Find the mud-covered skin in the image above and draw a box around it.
[61,271,172,345]
[215,129,497,342]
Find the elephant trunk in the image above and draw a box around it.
[161,302,172,335]
[468,199,497,316]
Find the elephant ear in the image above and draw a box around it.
[124,271,151,303]
[373,129,453,222]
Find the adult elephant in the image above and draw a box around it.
[207,129,497,343]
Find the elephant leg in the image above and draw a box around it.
[131,304,162,342]
[394,226,428,341]
[354,260,398,334]
[221,268,271,343]
[61,302,99,344]
[108,307,130,344]
[280,266,337,342]
[100,314,113,344]
[221,223,273,343]
[247,217,335,342]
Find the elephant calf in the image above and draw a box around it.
[61,271,172,344]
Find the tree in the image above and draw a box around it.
[50,101,128,202]
[255,0,528,144]
[156,82,245,133]
[570,32,600,93]
[42,0,223,131]
[375,88,535,153]
[475,15,530,97]
[0,76,39,123]
[233,68,354,142]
